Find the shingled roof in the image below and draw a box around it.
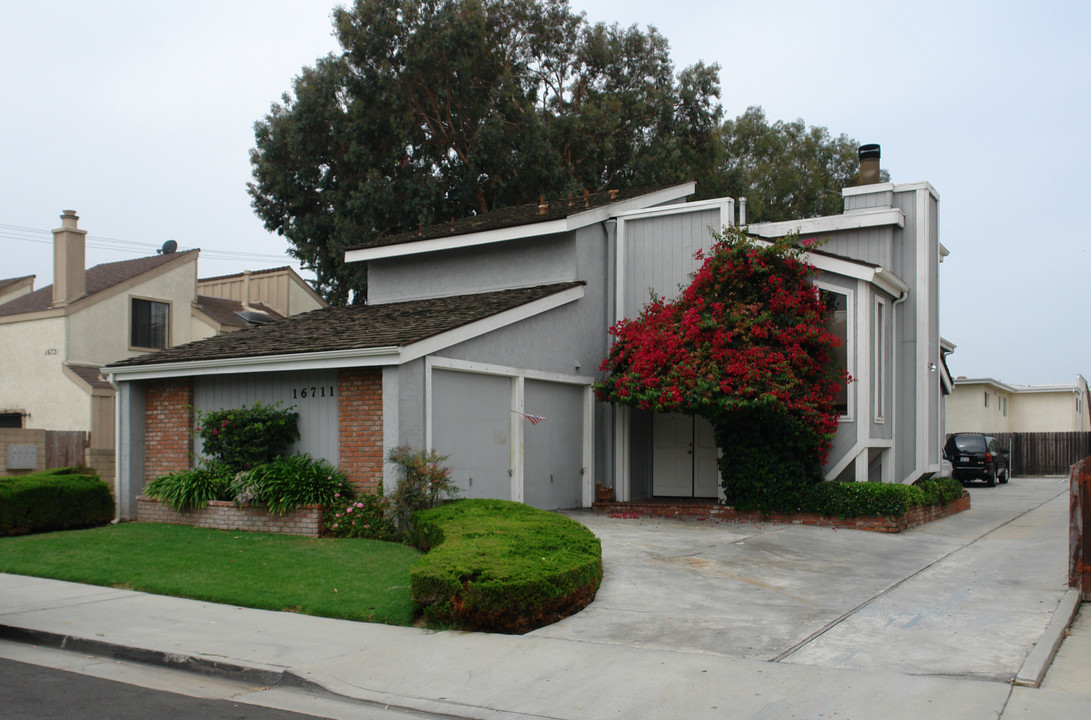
[0,251,197,317]
[195,295,283,329]
[348,186,679,252]
[108,282,584,369]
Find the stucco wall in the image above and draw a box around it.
[945,385,1012,433]
[68,257,199,366]
[1009,391,1082,432]
[0,316,92,431]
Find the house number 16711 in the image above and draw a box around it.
[293,386,335,399]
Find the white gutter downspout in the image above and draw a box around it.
[106,371,123,523]
[890,289,910,482]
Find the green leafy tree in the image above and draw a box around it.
[248,0,722,304]
[595,227,847,510]
[706,106,889,221]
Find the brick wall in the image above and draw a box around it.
[137,497,322,537]
[144,379,194,482]
[338,368,383,493]
[593,491,971,533]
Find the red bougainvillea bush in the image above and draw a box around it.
[595,227,849,510]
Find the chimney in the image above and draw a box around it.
[858,144,881,185]
[52,210,87,308]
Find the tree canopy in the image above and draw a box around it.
[249,0,722,304]
[708,106,889,222]
[595,227,847,506]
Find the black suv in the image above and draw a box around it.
[944,433,1009,486]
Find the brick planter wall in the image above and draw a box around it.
[144,379,194,482]
[338,368,383,494]
[593,491,971,533]
[137,497,323,537]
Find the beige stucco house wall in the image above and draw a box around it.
[946,376,1090,433]
[0,209,325,478]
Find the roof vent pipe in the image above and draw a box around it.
[858,144,881,185]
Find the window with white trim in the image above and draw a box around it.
[131,297,170,350]
[817,283,853,420]
[873,297,886,422]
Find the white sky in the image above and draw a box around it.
[2,1,1088,384]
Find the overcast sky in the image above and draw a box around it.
[2,1,1088,384]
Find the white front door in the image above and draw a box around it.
[652,413,719,498]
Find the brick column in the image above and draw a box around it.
[338,368,383,493]
[144,379,194,482]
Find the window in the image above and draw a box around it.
[873,298,886,422]
[131,298,169,349]
[984,391,989,409]
[817,284,852,419]
[0,412,23,429]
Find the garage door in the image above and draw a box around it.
[523,380,584,509]
[431,369,512,501]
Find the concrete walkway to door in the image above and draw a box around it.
[541,476,1072,682]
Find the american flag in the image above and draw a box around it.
[514,411,546,425]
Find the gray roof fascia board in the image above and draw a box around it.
[749,206,905,239]
[749,239,909,297]
[344,183,696,264]
[107,346,403,383]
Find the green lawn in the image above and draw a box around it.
[0,523,421,625]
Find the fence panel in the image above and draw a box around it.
[45,431,88,469]
[948,432,1091,476]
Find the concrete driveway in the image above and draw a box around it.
[541,476,1071,683]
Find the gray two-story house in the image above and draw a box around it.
[108,156,946,518]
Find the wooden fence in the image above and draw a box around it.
[955,432,1091,476]
[45,431,88,469]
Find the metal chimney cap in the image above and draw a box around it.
[859,144,881,160]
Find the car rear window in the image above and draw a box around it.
[952,435,987,452]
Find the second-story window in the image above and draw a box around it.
[131,298,169,350]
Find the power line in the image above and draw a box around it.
[0,225,296,264]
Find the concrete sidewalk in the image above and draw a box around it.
[1,478,1088,719]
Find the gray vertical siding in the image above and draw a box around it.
[815,226,894,270]
[622,208,720,318]
[192,370,338,465]
[523,380,584,509]
[431,369,512,501]
[368,233,577,304]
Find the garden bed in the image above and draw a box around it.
[136,497,323,537]
[593,490,970,533]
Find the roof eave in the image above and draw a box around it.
[344,183,696,264]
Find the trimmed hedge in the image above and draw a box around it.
[0,468,114,536]
[775,475,965,518]
[409,499,602,634]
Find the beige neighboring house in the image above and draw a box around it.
[945,375,1091,434]
[0,209,325,480]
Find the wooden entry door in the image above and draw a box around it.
[652,413,719,498]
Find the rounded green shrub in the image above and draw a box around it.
[409,499,602,633]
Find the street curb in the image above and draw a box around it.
[0,624,288,687]
[1013,588,1082,688]
[0,623,513,720]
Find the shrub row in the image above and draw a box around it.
[0,468,114,536]
[751,475,965,517]
[143,454,351,515]
[409,499,602,634]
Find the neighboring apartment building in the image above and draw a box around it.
[0,210,325,478]
[107,145,948,517]
[946,375,1091,434]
